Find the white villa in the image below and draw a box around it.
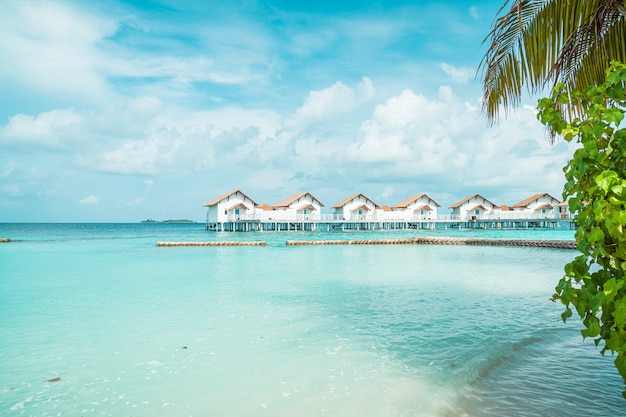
[332,194,379,221]
[268,192,324,221]
[203,190,574,231]
[391,194,441,220]
[556,200,572,219]
[449,194,498,220]
[204,190,259,223]
[510,193,561,218]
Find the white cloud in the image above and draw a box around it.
[348,88,470,167]
[234,79,377,171]
[0,109,84,149]
[0,1,274,112]
[0,97,284,180]
[359,76,376,100]
[110,55,262,86]
[0,1,116,101]
[469,6,480,20]
[79,195,99,205]
[2,184,22,198]
[339,86,572,205]
[93,122,260,175]
[285,82,357,130]
[440,62,475,84]
[126,198,144,206]
[284,78,377,132]
[1,162,19,178]
[381,186,394,200]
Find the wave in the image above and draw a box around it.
[451,327,625,416]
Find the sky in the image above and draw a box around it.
[0,0,578,222]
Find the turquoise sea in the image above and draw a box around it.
[0,223,624,416]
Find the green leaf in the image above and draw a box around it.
[595,171,618,193]
[582,317,601,338]
[604,108,624,125]
[588,227,605,245]
[604,278,625,303]
[561,307,573,323]
[533,61,626,398]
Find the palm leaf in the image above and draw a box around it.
[479,0,626,125]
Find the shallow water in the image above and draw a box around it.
[0,223,623,416]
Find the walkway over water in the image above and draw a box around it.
[156,237,577,249]
[286,236,577,249]
[157,241,266,246]
[206,218,575,232]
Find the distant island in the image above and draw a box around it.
[141,219,197,223]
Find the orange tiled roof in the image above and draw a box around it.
[228,202,251,210]
[467,204,488,212]
[449,194,496,209]
[332,193,379,208]
[297,203,317,211]
[392,194,441,209]
[204,190,258,207]
[511,193,561,209]
[413,204,433,211]
[274,192,324,208]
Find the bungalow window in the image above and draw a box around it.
[420,210,425,215]
[358,210,363,215]
[474,209,480,215]
[235,209,240,215]
[303,209,307,215]
[541,208,546,214]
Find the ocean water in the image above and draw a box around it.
[0,223,624,416]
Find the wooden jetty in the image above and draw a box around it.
[155,237,576,250]
[157,241,266,247]
[286,236,577,249]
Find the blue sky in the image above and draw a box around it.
[0,0,577,222]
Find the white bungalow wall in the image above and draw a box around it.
[557,202,572,219]
[213,192,256,222]
[259,194,322,221]
[455,196,496,220]
[513,195,561,218]
[206,206,219,223]
[374,209,394,221]
[335,195,377,221]
[406,198,438,220]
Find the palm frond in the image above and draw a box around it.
[552,0,626,87]
[479,0,626,125]
[479,0,549,123]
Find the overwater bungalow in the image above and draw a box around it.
[556,200,572,219]
[203,190,574,231]
[332,194,379,221]
[391,194,441,221]
[449,194,498,220]
[204,190,258,224]
[270,192,324,221]
[511,193,561,218]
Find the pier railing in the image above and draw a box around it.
[216,211,572,223]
